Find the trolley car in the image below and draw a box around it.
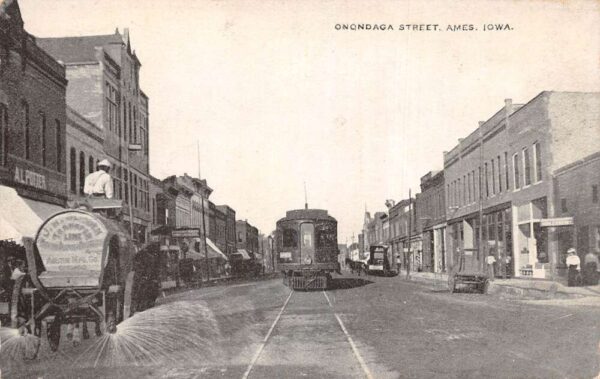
[8,203,158,357]
[367,244,394,276]
[276,208,340,290]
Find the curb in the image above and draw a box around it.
[403,274,588,299]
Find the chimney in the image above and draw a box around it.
[458,138,464,144]
[505,98,512,107]
[478,121,484,127]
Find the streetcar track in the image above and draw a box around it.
[241,290,294,379]
[323,291,374,379]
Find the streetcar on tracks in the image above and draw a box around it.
[367,244,394,276]
[275,208,340,290]
[6,200,159,358]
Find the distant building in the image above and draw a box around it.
[216,205,237,257]
[236,220,259,256]
[417,171,446,273]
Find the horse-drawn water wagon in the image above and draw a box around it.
[7,204,158,358]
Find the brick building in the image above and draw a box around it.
[216,205,237,257]
[0,0,67,208]
[444,91,600,279]
[0,0,70,253]
[65,107,104,199]
[389,198,420,271]
[417,171,447,273]
[236,219,259,256]
[554,153,600,267]
[38,28,152,242]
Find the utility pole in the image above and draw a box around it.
[478,124,484,274]
[198,140,210,281]
[406,188,412,279]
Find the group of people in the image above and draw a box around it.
[566,247,599,287]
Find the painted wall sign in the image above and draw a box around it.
[171,229,200,238]
[14,166,46,190]
[36,212,107,272]
[539,217,574,227]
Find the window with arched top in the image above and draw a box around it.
[21,100,30,159]
[40,112,47,166]
[0,104,7,166]
[69,148,77,193]
[79,151,86,195]
[56,120,62,172]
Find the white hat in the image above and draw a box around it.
[567,248,576,254]
[98,159,111,168]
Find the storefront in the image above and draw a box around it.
[513,197,552,278]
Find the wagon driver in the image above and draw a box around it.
[83,159,114,199]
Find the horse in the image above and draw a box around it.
[345,258,365,276]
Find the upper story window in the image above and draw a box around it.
[0,104,7,166]
[491,159,496,195]
[56,120,62,172]
[533,142,543,182]
[504,152,510,190]
[593,185,598,204]
[523,147,532,186]
[497,156,502,193]
[69,148,77,193]
[40,113,47,166]
[484,162,489,197]
[513,153,521,190]
[79,151,86,195]
[21,100,30,160]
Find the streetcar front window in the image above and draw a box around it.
[316,224,336,249]
[283,228,298,248]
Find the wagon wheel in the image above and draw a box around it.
[448,274,457,294]
[47,315,62,352]
[10,275,41,360]
[123,271,135,320]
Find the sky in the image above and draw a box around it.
[19,0,600,243]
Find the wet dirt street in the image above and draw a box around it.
[2,273,599,378]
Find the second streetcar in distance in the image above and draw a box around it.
[275,208,340,290]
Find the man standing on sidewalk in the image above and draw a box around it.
[486,253,496,281]
[566,248,581,287]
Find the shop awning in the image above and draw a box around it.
[206,238,228,261]
[235,249,251,260]
[0,185,64,244]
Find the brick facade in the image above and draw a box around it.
[0,0,67,205]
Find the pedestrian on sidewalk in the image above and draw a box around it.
[566,248,582,287]
[583,248,599,286]
[486,253,496,281]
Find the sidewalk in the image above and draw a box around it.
[402,271,600,299]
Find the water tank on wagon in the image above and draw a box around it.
[275,208,340,290]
